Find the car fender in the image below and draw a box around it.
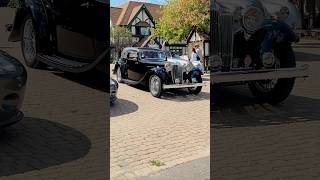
[9,0,50,47]
[146,67,168,83]
[260,20,298,53]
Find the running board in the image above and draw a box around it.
[123,79,140,85]
[211,65,309,84]
[37,49,108,73]
[163,83,207,89]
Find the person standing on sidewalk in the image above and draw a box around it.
[191,46,205,73]
[195,45,203,62]
[191,48,200,61]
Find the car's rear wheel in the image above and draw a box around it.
[21,15,44,68]
[149,75,163,98]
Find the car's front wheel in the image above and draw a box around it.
[188,76,203,95]
[248,45,296,104]
[149,75,163,98]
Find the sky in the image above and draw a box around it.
[110,0,165,7]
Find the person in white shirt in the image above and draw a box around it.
[191,48,199,61]
[195,45,202,61]
[191,47,205,73]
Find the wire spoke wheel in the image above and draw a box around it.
[22,18,36,63]
[149,75,163,98]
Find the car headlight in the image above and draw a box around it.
[165,62,173,72]
[184,62,194,73]
[277,7,290,21]
[242,7,264,33]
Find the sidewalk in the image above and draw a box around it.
[137,157,210,180]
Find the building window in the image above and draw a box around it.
[136,26,150,36]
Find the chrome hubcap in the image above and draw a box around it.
[22,19,36,63]
[150,76,161,95]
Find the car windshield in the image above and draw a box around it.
[140,50,166,60]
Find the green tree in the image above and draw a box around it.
[153,0,210,43]
[111,25,133,61]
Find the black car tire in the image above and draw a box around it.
[188,75,203,95]
[149,75,163,98]
[248,45,296,105]
[21,15,45,68]
[116,67,123,83]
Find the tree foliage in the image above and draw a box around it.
[111,26,133,51]
[153,0,210,43]
[111,25,133,59]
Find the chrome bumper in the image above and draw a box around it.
[211,65,309,84]
[163,83,207,90]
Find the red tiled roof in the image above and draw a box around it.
[110,1,162,26]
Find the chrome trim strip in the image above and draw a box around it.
[211,65,309,84]
[163,83,207,89]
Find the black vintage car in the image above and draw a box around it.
[0,50,27,128]
[210,0,309,104]
[114,48,206,98]
[8,0,109,73]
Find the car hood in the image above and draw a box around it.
[215,0,264,13]
[214,0,301,29]
[140,59,167,66]
[167,58,192,66]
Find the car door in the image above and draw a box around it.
[126,50,145,81]
[51,0,108,61]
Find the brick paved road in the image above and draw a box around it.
[0,8,108,180]
[211,39,320,180]
[110,66,210,179]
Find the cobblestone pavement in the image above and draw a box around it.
[211,39,320,180]
[110,66,210,179]
[0,8,108,180]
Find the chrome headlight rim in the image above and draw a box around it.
[184,62,194,73]
[242,7,264,33]
[164,62,174,72]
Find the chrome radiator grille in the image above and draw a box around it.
[171,65,184,84]
[211,12,234,71]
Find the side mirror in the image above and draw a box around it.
[128,52,138,61]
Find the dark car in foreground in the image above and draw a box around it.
[8,0,109,73]
[0,51,27,128]
[114,48,206,98]
[210,0,309,104]
[110,78,118,104]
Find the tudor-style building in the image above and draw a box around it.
[111,1,162,47]
[110,1,188,52]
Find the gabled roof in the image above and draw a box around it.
[110,1,162,25]
[186,27,210,43]
[110,7,123,25]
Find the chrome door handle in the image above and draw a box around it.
[80,2,91,8]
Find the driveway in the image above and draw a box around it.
[110,65,210,179]
[211,39,320,180]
